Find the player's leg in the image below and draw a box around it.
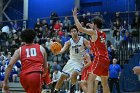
[101,76,110,93]
[94,80,99,93]
[94,76,101,93]
[87,73,97,93]
[70,70,79,93]
[80,81,87,93]
[54,74,68,92]
[44,72,53,93]
[71,70,79,85]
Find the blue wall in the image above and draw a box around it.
[28,0,75,27]
[3,0,136,28]
[80,0,135,13]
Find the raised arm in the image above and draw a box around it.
[73,7,96,36]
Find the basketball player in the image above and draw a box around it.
[42,67,53,93]
[54,25,90,93]
[73,7,110,93]
[80,52,91,93]
[80,52,101,93]
[3,29,47,93]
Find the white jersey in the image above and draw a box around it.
[69,36,86,60]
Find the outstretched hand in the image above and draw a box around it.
[72,7,78,17]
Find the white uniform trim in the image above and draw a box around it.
[19,47,21,59]
[40,45,44,58]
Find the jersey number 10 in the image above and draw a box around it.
[26,48,37,57]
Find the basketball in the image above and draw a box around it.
[50,42,62,54]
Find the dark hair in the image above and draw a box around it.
[21,29,36,43]
[69,25,78,32]
[91,16,103,29]
[107,40,112,47]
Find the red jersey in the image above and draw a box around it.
[20,44,44,75]
[90,30,109,59]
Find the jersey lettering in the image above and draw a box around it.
[26,48,37,57]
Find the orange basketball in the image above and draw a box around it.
[50,42,62,54]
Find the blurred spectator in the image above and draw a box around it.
[13,33,20,46]
[107,40,115,62]
[1,26,10,34]
[114,31,121,49]
[132,12,140,37]
[52,66,61,89]
[45,38,52,56]
[58,27,64,38]
[50,11,60,25]
[0,58,6,81]
[52,62,61,72]
[42,19,49,29]
[132,12,140,29]
[108,58,121,93]
[80,14,89,26]
[11,20,21,33]
[63,17,71,32]
[114,12,122,26]
[61,32,70,45]
[42,19,49,37]
[10,40,18,56]
[54,21,62,31]
[34,18,42,32]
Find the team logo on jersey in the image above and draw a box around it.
[72,45,82,54]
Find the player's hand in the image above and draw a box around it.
[133,66,140,75]
[2,82,9,93]
[72,7,78,17]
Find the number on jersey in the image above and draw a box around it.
[26,48,37,57]
[75,48,79,54]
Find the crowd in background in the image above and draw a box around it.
[0,11,140,86]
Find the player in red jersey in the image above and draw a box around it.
[80,52,91,93]
[3,29,48,93]
[73,7,110,93]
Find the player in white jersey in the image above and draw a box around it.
[54,25,90,93]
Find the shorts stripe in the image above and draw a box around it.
[62,71,70,77]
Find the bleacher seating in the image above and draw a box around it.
[120,50,140,92]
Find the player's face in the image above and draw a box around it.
[70,28,78,38]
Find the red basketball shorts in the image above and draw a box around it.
[81,66,90,81]
[20,72,42,93]
[88,56,110,76]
